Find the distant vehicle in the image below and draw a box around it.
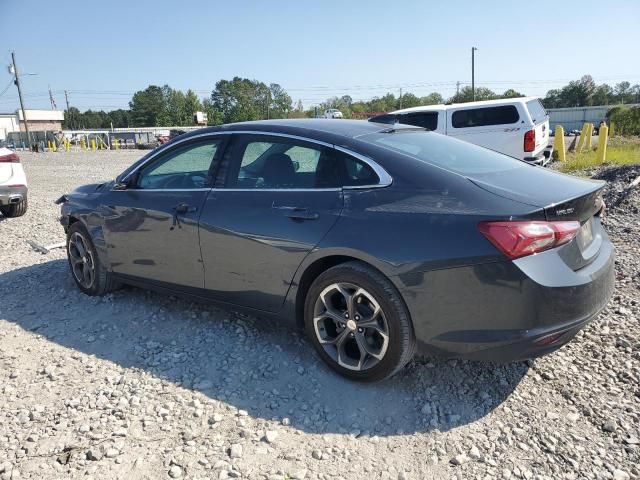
[324,109,343,119]
[0,147,28,217]
[370,97,553,166]
[58,119,614,381]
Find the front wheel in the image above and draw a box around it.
[304,261,416,382]
[66,223,119,296]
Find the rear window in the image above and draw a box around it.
[399,112,438,130]
[369,114,396,124]
[451,105,519,128]
[361,130,525,174]
[526,99,547,123]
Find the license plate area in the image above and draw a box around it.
[575,218,594,251]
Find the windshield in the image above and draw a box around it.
[360,131,526,175]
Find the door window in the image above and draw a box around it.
[137,140,221,189]
[228,137,379,189]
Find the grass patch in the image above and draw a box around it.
[559,137,640,173]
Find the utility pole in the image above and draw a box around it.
[11,51,31,146]
[456,81,460,96]
[64,90,73,130]
[399,88,403,110]
[48,85,57,109]
[471,47,478,101]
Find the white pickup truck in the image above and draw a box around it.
[370,97,552,165]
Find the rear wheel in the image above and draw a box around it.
[0,198,27,217]
[66,222,119,296]
[304,261,416,382]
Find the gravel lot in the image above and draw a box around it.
[0,151,638,480]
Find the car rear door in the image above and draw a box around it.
[198,133,345,313]
[100,136,225,288]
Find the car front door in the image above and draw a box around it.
[198,134,348,312]
[101,136,225,288]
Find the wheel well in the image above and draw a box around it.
[295,255,375,328]
[65,215,80,233]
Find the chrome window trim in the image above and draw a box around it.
[211,188,342,193]
[111,188,212,192]
[118,130,393,191]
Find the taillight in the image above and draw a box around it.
[524,129,535,152]
[0,152,20,163]
[478,221,580,259]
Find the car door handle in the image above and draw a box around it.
[272,203,319,221]
[173,202,197,214]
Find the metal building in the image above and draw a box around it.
[547,104,639,132]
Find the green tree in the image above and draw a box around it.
[109,109,130,128]
[592,84,613,105]
[501,89,525,98]
[607,106,640,135]
[183,89,203,124]
[166,88,187,126]
[269,83,292,119]
[129,85,166,127]
[449,86,497,103]
[210,77,273,124]
[420,92,443,105]
[397,92,420,109]
[614,81,632,103]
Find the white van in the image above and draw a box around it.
[370,97,552,165]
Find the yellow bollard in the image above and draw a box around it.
[596,125,608,163]
[90,139,96,151]
[553,126,566,162]
[609,122,615,137]
[576,123,589,153]
[115,139,119,150]
[64,139,70,152]
[585,123,593,151]
[80,138,86,150]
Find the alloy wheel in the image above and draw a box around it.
[68,232,96,289]
[313,282,390,371]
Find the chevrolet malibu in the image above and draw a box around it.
[57,120,614,381]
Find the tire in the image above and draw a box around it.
[0,198,28,217]
[66,222,120,296]
[304,261,416,382]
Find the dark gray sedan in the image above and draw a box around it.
[58,120,614,381]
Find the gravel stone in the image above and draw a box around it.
[168,465,183,478]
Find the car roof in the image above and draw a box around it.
[391,96,541,114]
[180,119,418,142]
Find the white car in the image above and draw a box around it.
[324,109,343,119]
[370,97,552,165]
[0,147,28,217]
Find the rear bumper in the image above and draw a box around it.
[0,185,27,206]
[394,229,615,362]
[524,145,553,166]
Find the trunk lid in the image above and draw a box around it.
[0,163,12,183]
[467,166,605,222]
[468,166,606,270]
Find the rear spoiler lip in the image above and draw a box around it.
[544,182,606,222]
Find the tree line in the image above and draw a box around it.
[61,75,640,129]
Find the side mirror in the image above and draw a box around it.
[292,160,300,172]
